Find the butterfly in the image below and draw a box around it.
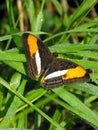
[22,33,90,89]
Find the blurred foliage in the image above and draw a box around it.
[0,0,98,130]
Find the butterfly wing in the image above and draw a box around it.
[22,33,53,79]
[22,33,90,88]
[40,58,90,88]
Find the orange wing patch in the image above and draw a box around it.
[62,66,86,80]
[27,34,38,57]
[40,77,45,84]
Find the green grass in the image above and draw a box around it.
[0,0,98,129]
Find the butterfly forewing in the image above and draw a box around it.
[40,58,90,88]
[22,33,53,79]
